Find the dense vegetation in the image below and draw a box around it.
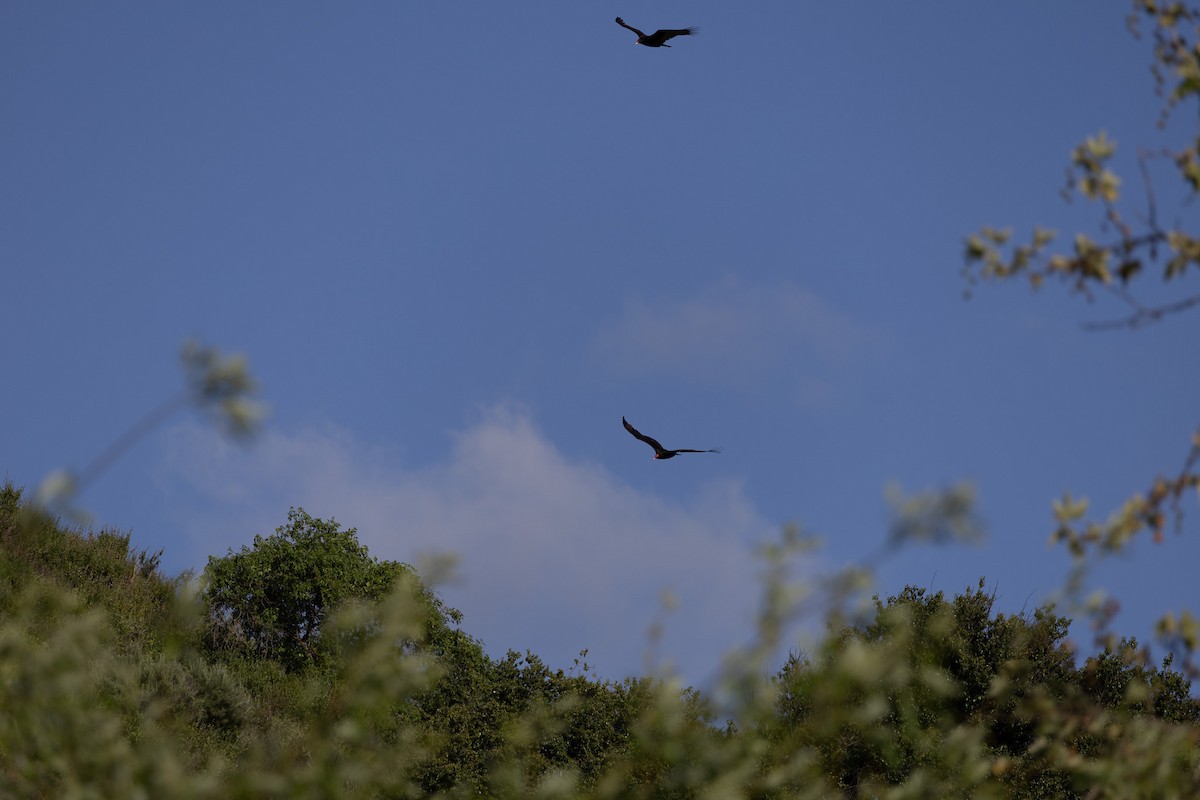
[2,484,1197,798]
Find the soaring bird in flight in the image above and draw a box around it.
[615,17,698,48]
[623,417,720,460]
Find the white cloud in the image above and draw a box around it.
[156,407,796,685]
[592,277,881,403]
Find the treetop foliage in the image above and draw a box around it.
[202,507,440,671]
[2,484,1199,797]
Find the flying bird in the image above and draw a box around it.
[615,17,698,48]
[623,417,721,460]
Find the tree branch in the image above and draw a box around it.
[1081,292,1200,329]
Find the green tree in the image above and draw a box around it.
[771,582,1198,799]
[202,507,442,671]
[408,649,657,795]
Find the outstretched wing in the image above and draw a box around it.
[623,417,667,455]
[673,448,722,455]
[614,17,647,38]
[647,27,698,45]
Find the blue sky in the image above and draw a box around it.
[3,3,1198,686]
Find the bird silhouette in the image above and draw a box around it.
[623,417,720,460]
[615,17,698,48]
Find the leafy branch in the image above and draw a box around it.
[963,5,1200,330]
[962,136,1200,329]
[1049,431,1200,677]
[33,339,265,516]
[965,1,1200,682]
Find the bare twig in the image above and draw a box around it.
[1082,292,1200,330]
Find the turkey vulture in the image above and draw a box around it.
[615,17,698,48]
[623,417,720,460]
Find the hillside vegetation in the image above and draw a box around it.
[2,483,1197,798]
